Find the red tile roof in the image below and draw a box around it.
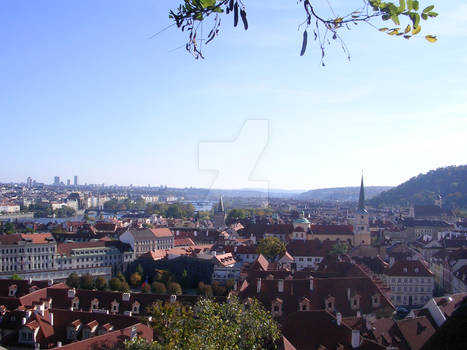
[385,260,433,277]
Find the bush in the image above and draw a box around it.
[79,273,95,290]
[120,281,130,292]
[167,282,182,296]
[197,282,213,297]
[141,283,151,293]
[66,273,80,288]
[109,277,122,291]
[95,276,107,290]
[129,272,142,286]
[151,281,167,294]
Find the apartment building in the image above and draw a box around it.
[0,233,56,273]
[384,259,434,307]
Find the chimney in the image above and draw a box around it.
[336,312,342,326]
[309,277,314,291]
[28,278,33,285]
[26,310,32,318]
[351,330,360,349]
[389,256,395,267]
[357,310,361,318]
[68,288,76,298]
[170,295,177,303]
[278,280,284,293]
[48,279,53,286]
[57,342,62,348]
[130,326,137,339]
[233,281,238,291]
[347,288,351,301]
[22,317,27,325]
[49,312,54,326]
[122,292,131,301]
[257,278,262,294]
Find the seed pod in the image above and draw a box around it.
[240,9,248,30]
[300,30,308,56]
[234,3,239,27]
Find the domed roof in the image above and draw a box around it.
[294,217,310,224]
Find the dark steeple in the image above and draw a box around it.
[217,196,224,212]
[357,175,368,214]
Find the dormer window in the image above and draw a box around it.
[132,301,140,314]
[111,300,119,313]
[91,298,99,310]
[403,268,408,273]
[325,296,335,312]
[372,294,381,308]
[350,295,361,310]
[271,298,283,318]
[72,297,79,309]
[9,284,18,297]
[299,297,311,311]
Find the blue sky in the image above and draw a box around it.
[0,0,466,190]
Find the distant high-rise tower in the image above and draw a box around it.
[26,177,32,188]
[67,179,71,186]
[352,175,371,245]
[74,176,78,186]
[54,176,60,186]
[213,196,226,228]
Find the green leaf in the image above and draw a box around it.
[200,0,216,8]
[407,0,413,11]
[423,5,435,13]
[413,0,419,11]
[399,0,406,12]
[428,11,438,17]
[391,14,400,25]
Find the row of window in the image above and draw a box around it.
[0,246,55,254]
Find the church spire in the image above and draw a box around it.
[357,174,367,214]
[217,196,224,212]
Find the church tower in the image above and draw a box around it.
[353,175,371,245]
[213,196,226,228]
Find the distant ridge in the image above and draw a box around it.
[369,165,467,209]
[296,186,392,202]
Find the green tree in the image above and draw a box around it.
[95,276,107,290]
[330,241,349,256]
[109,277,122,291]
[151,281,167,294]
[179,269,191,289]
[167,282,182,296]
[130,272,142,286]
[141,283,151,293]
[66,273,80,288]
[54,205,76,218]
[211,281,227,296]
[1,221,16,234]
[256,237,286,261]
[79,273,95,290]
[116,272,126,282]
[226,208,246,224]
[120,281,130,292]
[129,296,280,349]
[10,273,22,280]
[197,282,213,297]
[169,1,438,61]
[166,204,183,219]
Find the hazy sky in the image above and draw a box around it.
[1,0,466,190]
